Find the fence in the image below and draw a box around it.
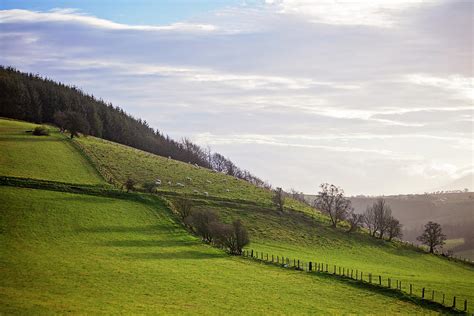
[242,249,470,314]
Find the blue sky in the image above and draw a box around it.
[1,0,472,195]
[0,0,248,24]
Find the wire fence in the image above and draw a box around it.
[242,249,470,314]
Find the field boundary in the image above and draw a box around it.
[242,249,470,314]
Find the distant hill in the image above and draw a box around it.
[311,192,474,259]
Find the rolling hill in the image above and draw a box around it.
[1,117,473,314]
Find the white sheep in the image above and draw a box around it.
[176,182,185,187]
[193,189,199,194]
[186,176,192,181]
[167,181,172,185]
[226,189,230,192]
[155,179,162,185]
[203,192,209,196]
[194,163,199,169]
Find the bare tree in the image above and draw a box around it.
[313,183,351,227]
[272,187,285,212]
[387,217,403,241]
[213,220,250,255]
[347,209,364,233]
[417,221,446,253]
[363,206,378,237]
[173,196,193,220]
[364,198,392,239]
[184,210,220,243]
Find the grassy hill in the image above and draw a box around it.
[1,187,434,314]
[1,118,472,313]
[0,119,103,185]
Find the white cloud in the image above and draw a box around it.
[265,0,425,27]
[404,73,474,101]
[0,9,218,32]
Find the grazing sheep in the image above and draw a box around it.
[226,189,230,192]
[203,192,209,196]
[176,182,185,187]
[186,176,192,181]
[167,181,172,185]
[193,189,199,194]
[168,156,171,159]
[155,179,162,185]
[194,163,199,169]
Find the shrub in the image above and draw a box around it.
[173,196,193,220]
[213,220,249,255]
[124,177,136,192]
[143,181,157,193]
[32,126,49,136]
[184,210,220,243]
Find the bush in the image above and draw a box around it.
[143,181,157,193]
[184,210,220,243]
[32,126,49,136]
[213,220,249,255]
[173,196,193,220]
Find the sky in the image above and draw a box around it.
[1,0,473,195]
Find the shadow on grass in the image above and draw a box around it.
[125,250,225,260]
[77,224,172,233]
[101,239,196,248]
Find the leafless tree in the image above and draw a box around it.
[313,183,351,227]
[272,187,285,212]
[173,196,193,220]
[387,217,403,241]
[364,198,392,239]
[184,210,220,243]
[417,221,446,253]
[124,177,136,192]
[213,220,250,255]
[347,209,364,233]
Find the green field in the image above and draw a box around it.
[0,186,433,314]
[0,119,103,185]
[1,118,472,314]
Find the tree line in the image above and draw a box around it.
[0,66,270,189]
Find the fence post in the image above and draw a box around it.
[369,273,372,283]
[334,265,336,274]
[356,270,358,280]
[343,267,345,276]
[261,252,263,260]
[442,293,445,305]
[379,275,382,285]
[396,280,398,289]
[431,290,434,301]
[272,254,274,262]
[410,284,412,295]
[277,256,279,263]
[339,266,341,275]
[351,270,353,279]
[361,272,363,281]
[422,288,425,299]
[388,278,391,288]
[309,261,312,271]
[452,296,456,308]
[326,264,328,273]
[251,249,254,257]
[399,281,402,290]
[464,299,467,312]
[297,260,300,270]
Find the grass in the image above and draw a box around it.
[202,204,474,313]
[0,119,103,185]
[0,186,433,314]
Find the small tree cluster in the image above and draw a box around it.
[313,183,352,227]
[363,198,402,241]
[184,210,249,255]
[173,196,193,220]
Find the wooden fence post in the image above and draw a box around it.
[272,254,274,262]
[343,267,345,276]
[261,252,263,260]
[464,299,467,312]
[356,270,358,280]
[277,256,279,263]
[410,284,412,295]
[309,262,312,271]
[339,266,341,275]
[326,264,328,273]
[452,296,456,308]
[442,293,445,305]
[369,273,372,283]
[379,275,381,285]
[361,272,363,281]
[388,278,391,288]
[351,270,353,279]
[297,260,300,270]
[431,290,434,301]
[251,249,254,257]
[422,288,425,299]
[399,281,402,290]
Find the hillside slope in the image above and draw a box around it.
[1,118,472,313]
[0,186,434,314]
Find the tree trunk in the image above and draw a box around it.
[429,246,434,253]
